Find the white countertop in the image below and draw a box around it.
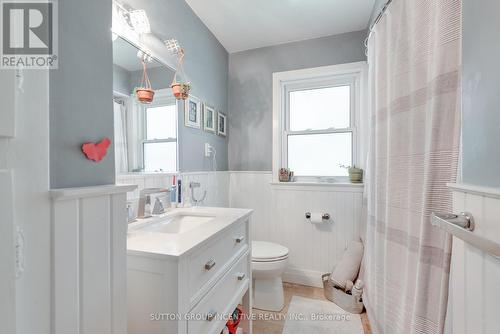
[127,206,252,258]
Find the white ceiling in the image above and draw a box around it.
[184,0,376,53]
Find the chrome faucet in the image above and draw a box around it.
[137,188,170,218]
[190,182,207,206]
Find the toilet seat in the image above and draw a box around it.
[252,241,289,262]
[252,255,288,262]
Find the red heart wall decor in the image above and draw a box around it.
[82,137,111,162]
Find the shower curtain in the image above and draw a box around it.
[363,0,461,333]
[113,100,129,173]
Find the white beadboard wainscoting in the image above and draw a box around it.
[0,170,15,334]
[51,185,136,334]
[116,171,229,207]
[445,183,500,334]
[229,171,364,287]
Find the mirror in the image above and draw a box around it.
[113,36,179,174]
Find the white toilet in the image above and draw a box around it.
[252,241,289,311]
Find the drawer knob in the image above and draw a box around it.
[204,259,216,271]
[237,273,246,281]
[206,310,217,322]
[235,236,245,243]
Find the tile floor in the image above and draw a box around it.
[252,282,372,334]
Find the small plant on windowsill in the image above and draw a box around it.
[340,164,363,183]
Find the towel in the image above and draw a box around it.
[330,240,364,290]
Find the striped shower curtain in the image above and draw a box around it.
[363,0,461,333]
[113,99,129,173]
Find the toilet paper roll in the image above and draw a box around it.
[309,213,324,224]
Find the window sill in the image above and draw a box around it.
[270,181,364,192]
[117,172,178,176]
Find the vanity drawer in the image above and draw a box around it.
[187,253,249,334]
[188,220,248,302]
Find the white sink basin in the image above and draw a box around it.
[137,214,215,234]
[127,207,253,257]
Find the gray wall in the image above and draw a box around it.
[50,0,229,189]
[228,30,367,171]
[462,1,500,187]
[113,64,132,96]
[124,0,229,171]
[50,0,114,188]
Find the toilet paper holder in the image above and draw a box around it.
[305,212,331,221]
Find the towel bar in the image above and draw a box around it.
[431,212,500,259]
[432,212,474,231]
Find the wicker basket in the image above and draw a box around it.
[322,273,364,314]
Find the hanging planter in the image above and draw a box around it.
[136,87,154,103]
[170,49,191,100]
[135,59,155,104]
[171,82,191,100]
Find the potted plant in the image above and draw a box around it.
[171,82,191,100]
[279,168,294,182]
[340,164,364,183]
[170,49,191,100]
[135,60,155,104]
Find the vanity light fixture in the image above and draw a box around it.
[129,9,151,34]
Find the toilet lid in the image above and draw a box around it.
[252,241,289,261]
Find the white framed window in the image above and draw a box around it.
[272,62,367,183]
[142,95,178,172]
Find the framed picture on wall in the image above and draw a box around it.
[184,95,202,129]
[217,111,227,137]
[203,104,216,133]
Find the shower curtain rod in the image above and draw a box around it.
[370,0,393,31]
[365,0,394,52]
[368,0,393,35]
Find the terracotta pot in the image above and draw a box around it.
[171,83,190,100]
[136,88,155,104]
[171,83,182,99]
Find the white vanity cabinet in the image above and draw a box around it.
[127,208,252,334]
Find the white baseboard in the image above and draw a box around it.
[282,268,326,288]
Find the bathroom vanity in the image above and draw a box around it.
[127,207,253,334]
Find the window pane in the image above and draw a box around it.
[144,142,177,172]
[146,105,177,140]
[289,85,350,131]
[288,133,352,176]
